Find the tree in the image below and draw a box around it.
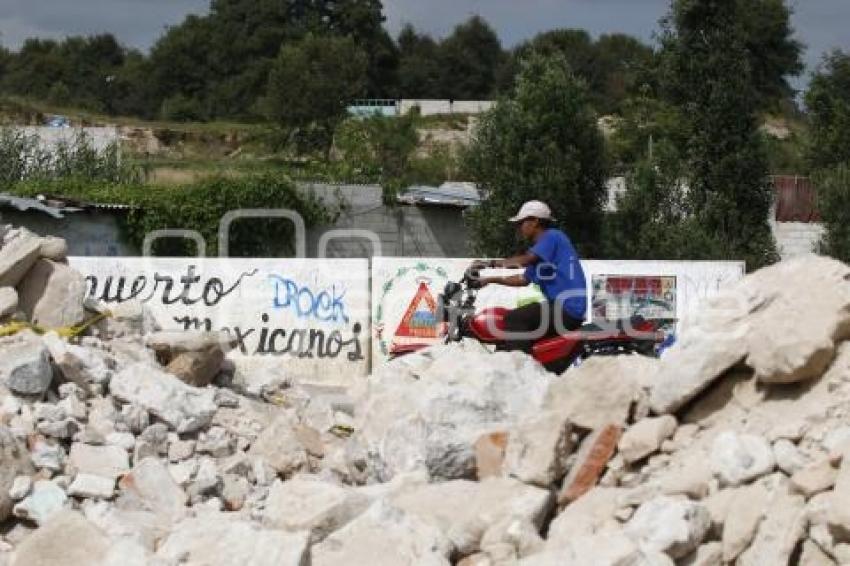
[464,52,608,257]
[263,34,367,154]
[806,51,850,170]
[439,16,504,100]
[503,30,656,114]
[804,51,850,261]
[738,0,804,109]
[659,0,778,269]
[397,25,443,98]
[814,165,850,262]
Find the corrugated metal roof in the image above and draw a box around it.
[0,194,76,219]
[398,182,481,207]
[0,193,135,217]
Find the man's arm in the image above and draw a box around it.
[480,274,528,288]
[490,252,538,269]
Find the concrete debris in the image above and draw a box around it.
[618,415,677,464]
[2,229,850,564]
[0,341,52,396]
[109,363,217,433]
[0,287,18,318]
[17,260,86,328]
[12,480,67,525]
[711,431,776,486]
[157,514,309,566]
[311,500,452,566]
[558,423,621,505]
[543,355,640,430]
[624,496,711,559]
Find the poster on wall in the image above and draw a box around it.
[591,275,678,341]
[591,275,677,321]
[69,257,371,383]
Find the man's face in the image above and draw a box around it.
[518,217,537,240]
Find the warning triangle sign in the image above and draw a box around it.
[391,282,442,352]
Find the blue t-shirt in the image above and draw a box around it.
[523,229,588,320]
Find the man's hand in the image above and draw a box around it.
[470,259,494,270]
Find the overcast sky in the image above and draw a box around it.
[1,0,847,90]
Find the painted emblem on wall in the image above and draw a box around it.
[374,263,449,356]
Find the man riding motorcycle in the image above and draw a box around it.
[472,200,588,353]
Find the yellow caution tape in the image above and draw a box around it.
[329,424,355,438]
[0,311,112,339]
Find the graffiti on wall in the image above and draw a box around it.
[73,258,370,380]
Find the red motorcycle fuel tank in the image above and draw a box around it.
[468,307,509,343]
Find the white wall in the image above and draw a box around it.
[69,257,371,385]
[371,258,745,366]
[399,100,495,116]
[771,221,825,259]
[68,257,745,378]
[17,127,120,154]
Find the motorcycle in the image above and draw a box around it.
[392,267,670,374]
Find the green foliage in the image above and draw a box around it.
[396,25,443,98]
[438,16,504,100]
[814,164,850,262]
[738,0,804,109]
[607,88,687,171]
[263,34,367,155]
[160,94,207,123]
[1,35,129,114]
[505,30,656,114]
[603,143,707,259]
[806,51,850,170]
[464,52,608,257]
[0,127,141,186]
[7,174,331,257]
[659,0,779,269]
[335,113,458,202]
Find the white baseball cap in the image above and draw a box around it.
[509,200,555,223]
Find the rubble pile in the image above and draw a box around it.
[2,223,850,565]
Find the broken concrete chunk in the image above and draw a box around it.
[504,411,574,487]
[389,477,552,556]
[474,431,508,480]
[828,457,850,543]
[247,414,309,476]
[619,416,677,464]
[68,443,130,481]
[544,356,640,430]
[17,259,86,328]
[558,424,621,506]
[0,287,17,318]
[13,480,67,525]
[0,426,34,521]
[722,482,769,562]
[117,458,187,524]
[711,431,775,486]
[791,459,838,499]
[10,510,110,566]
[0,341,52,396]
[737,480,806,566]
[0,233,42,287]
[311,500,452,566]
[67,474,115,500]
[263,477,370,542]
[624,496,711,560]
[157,515,310,566]
[109,362,217,433]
